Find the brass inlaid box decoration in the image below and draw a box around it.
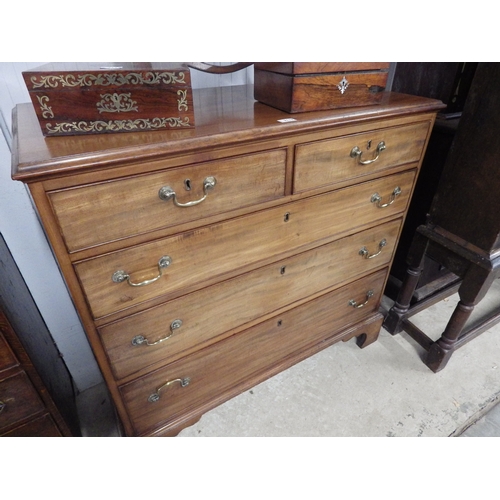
[23,62,195,136]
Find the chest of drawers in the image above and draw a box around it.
[0,308,72,437]
[12,85,443,436]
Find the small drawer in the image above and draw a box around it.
[100,219,402,380]
[294,121,430,192]
[76,169,416,319]
[120,268,387,436]
[48,149,287,252]
[0,372,45,432]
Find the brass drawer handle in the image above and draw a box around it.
[112,256,172,287]
[148,377,191,403]
[348,290,374,309]
[371,186,401,208]
[350,141,386,165]
[359,239,387,259]
[158,176,217,207]
[132,319,182,346]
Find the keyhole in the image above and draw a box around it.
[277,320,283,327]
[184,179,191,191]
[367,140,372,150]
[284,212,290,222]
[280,266,286,275]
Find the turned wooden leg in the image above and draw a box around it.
[425,265,496,372]
[426,300,474,372]
[383,230,429,334]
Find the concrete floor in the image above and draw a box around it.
[77,280,500,437]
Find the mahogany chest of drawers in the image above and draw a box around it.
[12,85,443,436]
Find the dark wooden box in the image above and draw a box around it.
[254,62,390,113]
[22,62,195,136]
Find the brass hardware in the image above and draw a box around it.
[371,186,402,208]
[177,89,189,111]
[359,239,387,259]
[132,319,182,347]
[0,396,13,414]
[112,256,172,287]
[45,116,191,134]
[348,290,374,309]
[148,377,191,403]
[97,93,138,113]
[31,71,187,89]
[36,95,54,118]
[350,141,386,165]
[159,176,216,207]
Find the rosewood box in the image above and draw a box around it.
[22,62,195,136]
[254,62,390,113]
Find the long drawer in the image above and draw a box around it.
[120,269,388,436]
[48,149,287,252]
[76,169,416,319]
[100,219,402,380]
[294,121,429,193]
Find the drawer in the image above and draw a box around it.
[0,332,18,372]
[120,268,388,436]
[76,169,416,319]
[294,121,430,193]
[0,372,45,432]
[100,219,402,380]
[48,149,287,252]
[1,414,62,437]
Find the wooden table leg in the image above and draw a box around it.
[383,230,429,334]
[425,265,497,372]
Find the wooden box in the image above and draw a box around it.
[22,62,195,136]
[254,62,390,113]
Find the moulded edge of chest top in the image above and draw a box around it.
[11,91,445,183]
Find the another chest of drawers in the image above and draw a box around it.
[0,308,71,437]
[12,85,443,436]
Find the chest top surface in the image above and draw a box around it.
[12,85,444,182]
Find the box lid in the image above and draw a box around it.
[254,62,390,75]
[23,62,191,91]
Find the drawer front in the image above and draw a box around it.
[120,268,388,436]
[76,169,416,319]
[49,149,287,252]
[0,372,45,432]
[101,219,402,380]
[0,332,18,372]
[1,414,62,437]
[294,121,429,192]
